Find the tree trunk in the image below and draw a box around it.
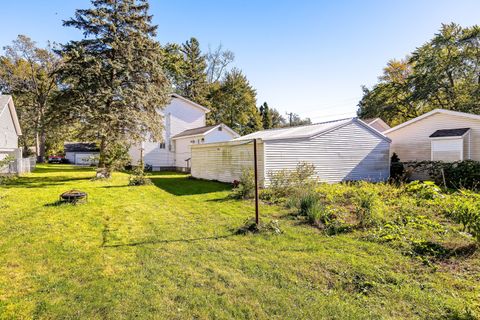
[38,129,47,163]
[96,137,111,179]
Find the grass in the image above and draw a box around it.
[0,165,479,319]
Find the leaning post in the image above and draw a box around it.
[253,138,259,225]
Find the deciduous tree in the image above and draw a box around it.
[0,35,62,161]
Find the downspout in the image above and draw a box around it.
[469,131,472,160]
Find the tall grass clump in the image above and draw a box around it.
[354,190,381,228]
[442,190,480,242]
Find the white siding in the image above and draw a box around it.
[191,141,265,185]
[130,96,207,168]
[174,135,202,168]
[174,127,237,169]
[164,98,206,139]
[431,139,463,161]
[264,122,390,183]
[204,127,237,144]
[387,112,480,161]
[0,103,18,149]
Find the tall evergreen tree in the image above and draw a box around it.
[59,0,170,177]
[177,37,209,106]
[259,102,273,129]
[209,68,261,135]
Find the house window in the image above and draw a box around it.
[159,142,166,149]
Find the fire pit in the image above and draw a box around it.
[60,190,88,204]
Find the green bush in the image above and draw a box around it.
[405,181,442,200]
[267,162,317,200]
[231,169,256,199]
[406,160,480,190]
[128,167,152,186]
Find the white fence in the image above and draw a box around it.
[1,157,36,175]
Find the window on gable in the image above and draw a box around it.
[159,142,166,149]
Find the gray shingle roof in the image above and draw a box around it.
[171,125,218,139]
[64,142,100,152]
[429,128,471,138]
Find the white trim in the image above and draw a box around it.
[236,118,391,143]
[170,93,210,113]
[203,124,240,138]
[171,124,240,141]
[0,96,22,136]
[468,131,472,160]
[385,109,480,134]
[355,118,392,142]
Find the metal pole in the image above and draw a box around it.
[253,139,259,225]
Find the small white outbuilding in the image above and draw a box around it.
[191,118,391,186]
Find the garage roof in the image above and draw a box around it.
[235,118,391,142]
[64,142,100,152]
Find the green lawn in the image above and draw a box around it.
[0,165,478,319]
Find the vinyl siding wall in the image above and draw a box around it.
[191,141,265,185]
[174,127,237,169]
[387,113,480,161]
[129,97,207,168]
[264,122,390,183]
[0,103,19,150]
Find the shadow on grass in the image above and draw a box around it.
[33,164,94,174]
[3,176,92,189]
[102,233,236,248]
[149,174,231,196]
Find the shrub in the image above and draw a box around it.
[406,160,480,190]
[267,162,317,200]
[390,153,405,182]
[405,181,442,200]
[231,169,255,199]
[128,166,152,186]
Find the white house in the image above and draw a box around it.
[384,109,480,162]
[129,94,238,171]
[0,95,22,161]
[191,117,391,185]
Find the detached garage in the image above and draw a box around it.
[191,118,391,185]
[65,142,100,165]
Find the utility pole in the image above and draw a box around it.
[286,112,294,126]
[253,138,259,225]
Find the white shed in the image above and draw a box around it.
[64,142,100,165]
[191,118,391,185]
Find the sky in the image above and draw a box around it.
[1,0,480,122]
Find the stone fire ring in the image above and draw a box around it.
[60,190,88,204]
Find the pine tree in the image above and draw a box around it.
[59,0,170,178]
[177,37,209,106]
[259,102,273,129]
[209,68,261,135]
